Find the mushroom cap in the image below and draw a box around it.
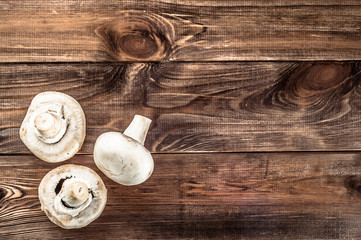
[38,164,107,229]
[20,91,86,163]
[93,132,154,186]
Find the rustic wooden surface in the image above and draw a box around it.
[1,62,361,153]
[2,1,361,239]
[1,1,361,62]
[2,153,361,239]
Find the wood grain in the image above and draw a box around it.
[2,153,361,239]
[2,1,360,239]
[1,1,361,62]
[1,62,361,154]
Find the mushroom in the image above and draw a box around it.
[38,164,107,229]
[93,115,153,186]
[20,91,86,163]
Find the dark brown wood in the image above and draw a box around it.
[1,62,361,154]
[2,1,361,239]
[2,153,361,239]
[1,1,361,62]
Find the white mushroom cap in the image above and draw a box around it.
[38,164,107,229]
[93,115,154,186]
[20,91,86,163]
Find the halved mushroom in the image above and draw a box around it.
[93,115,154,186]
[38,164,107,229]
[20,91,86,163]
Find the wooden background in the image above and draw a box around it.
[2,1,361,239]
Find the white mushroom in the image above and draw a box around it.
[38,164,107,229]
[20,91,86,163]
[93,115,153,186]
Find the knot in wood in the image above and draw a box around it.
[0,184,24,202]
[344,176,361,198]
[0,188,6,200]
[283,63,352,105]
[96,11,174,62]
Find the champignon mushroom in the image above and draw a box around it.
[38,164,107,229]
[93,115,153,186]
[20,91,86,163]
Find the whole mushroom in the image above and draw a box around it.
[93,115,154,186]
[20,91,86,163]
[38,164,107,229]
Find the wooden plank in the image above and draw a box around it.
[1,62,361,153]
[1,1,361,62]
[1,153,361,239]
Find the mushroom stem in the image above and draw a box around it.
[35,113,60,137]
[33,104,68,144]
[123,115,152,145]
[35,112,55,132]
[62,181,89,208]
[54,177,93,217]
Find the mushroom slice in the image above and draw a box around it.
[38,164,107,229]
[94,115,154,186]
[20,91,86,163]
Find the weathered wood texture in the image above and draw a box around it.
[1,62,361,153]
[2,153,361,239]
[2,1,361,239]
[1,1,361,62]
